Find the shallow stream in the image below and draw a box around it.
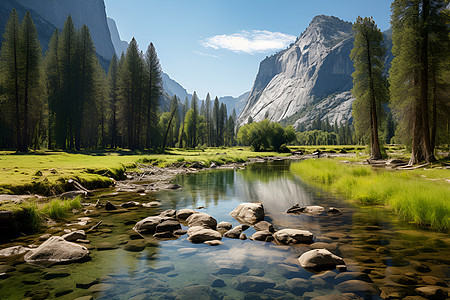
[0,160,448,299]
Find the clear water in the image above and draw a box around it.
[0,160,448,299]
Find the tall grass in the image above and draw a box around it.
[291,159,450,231]
[42,197,82,220]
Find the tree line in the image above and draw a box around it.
[0,10,238,151]
[350,0,449,163]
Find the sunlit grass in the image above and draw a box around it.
[291,158,450,230]
[42,197,82,220]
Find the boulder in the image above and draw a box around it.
[250,230,274,242]
[230,203,264,224]
[235,275,276,293]
[336,280,378,294]
[274,229,313,244]
[124,240,146,252]
[187,227,222,243]
[224,225,249,239]
[61,230,86,242]
[186,213,217,229]
[155,220,181,233]
[285,278,311,294]
[24,236,89,265]
[142,201,160,208]
[298,249,345,270]
[104,201,117,211]
[133,216,162,233]
[253,221,274,232]
[286,205,324,214]
[239,233,247,240]
[0,245,30,257]
[176,209,196,220]
[159,209,177,218]
[216,221,233,231]
[415,286,448,300]
[286,204,303,214]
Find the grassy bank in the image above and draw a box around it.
[0,147,289,195]
[291,159,450,231]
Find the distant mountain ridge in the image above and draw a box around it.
[239,15,356,128]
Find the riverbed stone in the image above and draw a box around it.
[142,201,160,208]
[298,249,345,270]
[133,216,162,233]
[334,272,373,283]
[274,229,314,245]
[388,274,417,285]
[186,213,217,229]
[174,229,187,235]
[240,233,247,240]
[76,278,99,289]
[87,283,114,293]
[327,207,342,214]
[250,230,274,242]
[155,220,181,233]
[105,201,118,211]
[422,276,448,287]
[153,231,175,238]
[253,221,274,232]
[124,240,146,252]
[285,278,311,295]
[204,240,223,246]
[230,202,264,224]
[310,242,339,251]
[235,275,276,293]
[120,201,141,208]
[175,285,213,300]
[176,209,196,220]
[415,286,448,300]
[159,209,177,218]
[336,280,378,294]
[0,245,30,257]
[278,263,302,279]
[214,260,248,275]
[380,286,408,299]
[24,236,89,265]
[217,221,233,231]
[224,225,249,239]
[43,268,71,279]
[187,227,221,243]
[61,230,86,242]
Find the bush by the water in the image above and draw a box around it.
[291,159,450,231]
[237,119,296,152]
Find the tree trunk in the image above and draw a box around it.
[366,36,381,160]
[409,101,425,165]
[419,0,436,162]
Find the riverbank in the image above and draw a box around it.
[290,158,450,231]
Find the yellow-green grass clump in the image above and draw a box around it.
[291,159,450,231]
[42,197,82,220]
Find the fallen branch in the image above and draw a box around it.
[87,221,102,232]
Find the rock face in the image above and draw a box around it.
[16,0,115,61]
[230,203,265,224]
[24,236,89,265]
[107,17,128,56]
[238,15,356,128]
[298,249,345,269]
[274,229,314,244]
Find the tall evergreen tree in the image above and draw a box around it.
[213,96,220,146]
[107,54,119,148]
[144,43,162,149]
[1,9,22,151]
[350,16,387,159]
[191,91,199,147]
[205,93,211,146]
[390,0,447,164]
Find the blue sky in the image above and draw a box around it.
[104,0,393,98]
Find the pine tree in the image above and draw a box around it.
[213,97,220,146]
[350,16,387,159]
[107,54,119,148]
[205,93,211,146]
[1,9,22,151]
[191,91,199,147]
[390,0,447,164]
[144,42,162,149]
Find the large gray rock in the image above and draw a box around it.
[274,229,314,244]
[61,230,86,242]
[133,216,162,233]
[230,203,264,224]
[253,221,274,232]
[186,213,217,229]
[24,236,89,265]
[223,225,249,239]
[235,275,276,293]
[155,220,181,233]
[250,230,274,242]
[176,209,196,220]
[216,221,233,231]
[187,227,222,243]
[298,249,345,269]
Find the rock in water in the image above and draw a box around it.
[187,227,222,243]
[186,213,217,229]
[61,230,86,242]
[298,249,345,270]
[133,216,162,233]
[235,276,276,293]
[253,221,274,232]
[250,230,274,242]
[176,209,196,220]
[274,229,314,244]
[24,236,89,265]
[216,221,233,231]
[0,245,30,257]
[230,203,264,224]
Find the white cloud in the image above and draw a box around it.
[193,51,219,58]
[202,30,296,54]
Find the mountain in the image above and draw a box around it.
[219,92,249,116]
[107,17,128,56]
[161,72,192,102]
[0,0,56,52]
[238,15,356,129]
[16,0,115,62]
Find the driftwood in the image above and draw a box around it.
[396,163,429,170]
[87,221,102,232]
[67,178,93,196]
